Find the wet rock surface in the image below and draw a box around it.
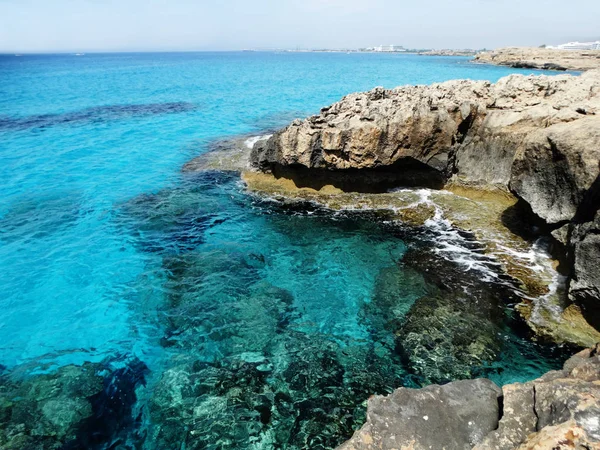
[340,345,600,450]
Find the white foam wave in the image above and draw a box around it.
[244,134,273,149]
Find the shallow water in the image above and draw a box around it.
[0,52,573,448]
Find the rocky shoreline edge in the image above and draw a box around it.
[248,69,600,346]
[339,344,600,450]
[474,47,600,72]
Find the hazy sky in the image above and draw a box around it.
[1,0,598,53]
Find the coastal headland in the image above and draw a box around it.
[474,47,600,71]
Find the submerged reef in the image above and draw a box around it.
[0,357,147,450]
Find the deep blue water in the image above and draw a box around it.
[0,52,570,448]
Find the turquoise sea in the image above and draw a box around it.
[0,52,572,448]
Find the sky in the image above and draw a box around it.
[0,0,599,53]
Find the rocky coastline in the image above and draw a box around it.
[419,49,478,57]
[474,47,600,72]
[239,70,600,447]
[249,70,600,344]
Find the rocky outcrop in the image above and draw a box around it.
[338,379,502,450]
[474,47,600,72]
[419,49,477,57]
[251,70,599,188]
[339,345,600,450]
[250,70,600,334]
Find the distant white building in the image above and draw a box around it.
[549,41,600,50]
[372,45,406,52]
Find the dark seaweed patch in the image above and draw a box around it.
[0,102,197,132]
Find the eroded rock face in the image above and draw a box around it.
[474,47,600,72]
[569,211,600,329]
[339,345,600,450]
[251,70,600,189]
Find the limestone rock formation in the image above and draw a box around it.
[251,70,599,189]
[250,70,600,335]
[339,345,600,450]
[338,379,502,450]
[474,47,600,72]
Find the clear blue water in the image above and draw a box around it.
[0,52,571,448]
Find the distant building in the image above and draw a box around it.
[549,41,600,50]
[370,45,407,53]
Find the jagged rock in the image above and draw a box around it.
[474,47,600,72]
[339,345,600,450]
[338,379,502,450]
[569,211,600,329]
[251,70,600,190]
[509,117,600,225]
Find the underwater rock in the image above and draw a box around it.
[0,102,197,132]
[339,345,600,450]
[393,248,517,383]
[148,329,405,449]
[0,364,101,449]
[0,357,147,450]
[0,191,84,244]
[159,251,290,355]
[119,171,238,254]
[397,292,502,384]
[182,133,272,173]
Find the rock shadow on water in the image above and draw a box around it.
[0,355,148,450]
[0,102,198,132]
